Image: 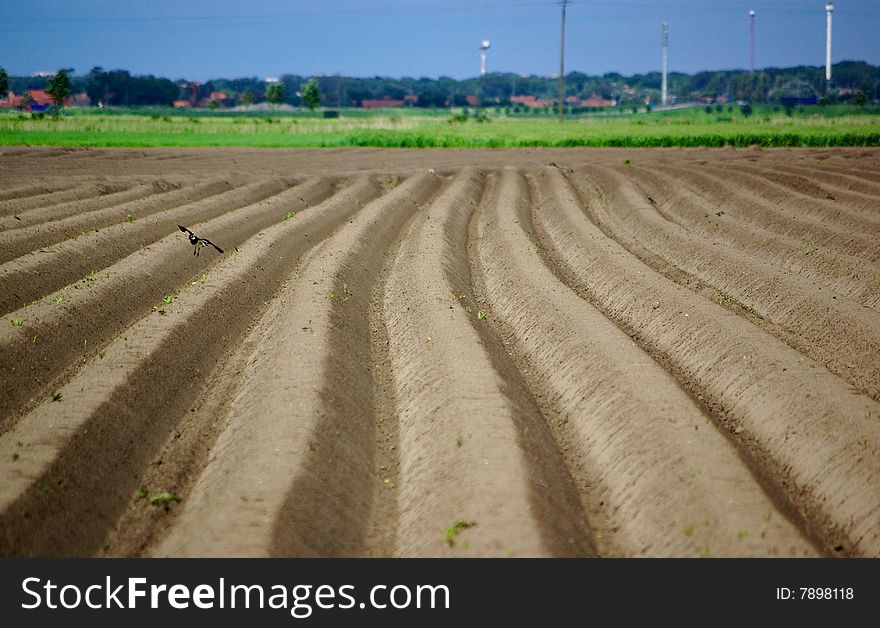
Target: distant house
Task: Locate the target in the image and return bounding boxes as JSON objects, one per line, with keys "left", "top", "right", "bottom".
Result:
{"left": 71, "top": 92, "right": 91, "bottom": 108}
{"left": 465, "top": 95, "right": 479, "bottom": 107}
{"left": 176, "top": 81, "right": 200, "bottom": 107}
{"left": 208, "top": 91, "right": 230, "bottom": 107}
{"left": 581, "top": 95, "right": 617, "bottom": 108}
{"left": 172, "top": 100, "right": 193, "bottom": 108}
{"left": 196, "top": 92, "right": 229, "bottom": 108}
{"left": 511, "top": 95, "right": 555, "bottom": 108}
{"left": 0, "top": 89, "right": 73, "bottom": 111}
{"left": 361, "top": 98, "right": 405, "bottom": 109}
{"left": 23, "top": 89, "right": 53, "bottom": 111}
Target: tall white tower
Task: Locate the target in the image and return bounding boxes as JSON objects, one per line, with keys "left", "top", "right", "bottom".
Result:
{"left": 479, "top": 40, "right": 491, "bottom": 77}
{"left": 749, "top": 9, "right": 756, "bottom": 72}
{"left": 825, "top": 3, "right": 834, "bottom": 87}
{"left": 661, "top": 21, "right": 669, "bottom": 105}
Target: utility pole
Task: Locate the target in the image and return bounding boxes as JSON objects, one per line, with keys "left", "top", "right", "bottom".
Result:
{"left": 558, "top": 0, "right": 568, "bottom": 122}
{"left": 661, "top": 22, "right": 669, "bottom": 106}
{"left": 749, "top": 9, "right": 756, "bottom": 73}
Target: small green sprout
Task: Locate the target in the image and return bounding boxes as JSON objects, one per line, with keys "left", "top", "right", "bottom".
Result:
{"left": 162, "top": 295, "right": 175, "bottom": 305}
{"left": 283, "top": 211, "right": 297, "bottom": 221}
{"left": 52, "top": 392, "right": 63, "bottom": 402}
{"left": 11, "top": 318, "right": 24, "bottom": 327}
{"left": 149, "top": 492, "right": 182, "bottom": 506}
{"left": 126, "top": 214, "right": 136, "bottom": 222}
{"left": 446, "top": 520, "right": 477, "bottom": 548}
{"left": 477, "top": 310, "right": 487, "bottom": 321}
{"left": 54, "top": 295, "right": 63, "bottom": 305}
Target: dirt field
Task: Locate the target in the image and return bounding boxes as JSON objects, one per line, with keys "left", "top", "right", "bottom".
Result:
{"left": 0, "top": 146, "right": 878, "bottom": 558}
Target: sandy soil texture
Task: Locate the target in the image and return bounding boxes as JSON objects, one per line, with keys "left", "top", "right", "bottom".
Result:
{"left": 0, "top": 146, "right": 878, "bottom": 557}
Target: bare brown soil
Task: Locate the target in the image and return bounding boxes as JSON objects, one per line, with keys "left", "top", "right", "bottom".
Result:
{"left": 1, "top": 146, "right": 878, "bottom": 557}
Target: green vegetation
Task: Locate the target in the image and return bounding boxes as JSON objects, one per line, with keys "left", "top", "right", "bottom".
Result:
{"left": 446, "top": 520, "right": 477, "bottom": 548}
{"left": 301, "top": 78, "right": 321, "bottom": 111}
{"left": 148, "top": 492, "right": 182, "bottom": 505}
{"left": 11, "top": 318, "right": 24, "bottom": 326}
{"left": 46, "top": 69, "right": 72, "bottom": 115}
{"left": 283, "top": 210, "right": 297, "bottom": 220}
{"left": 137, "top": 486, "right": 182, "bottom": 506}
{"left": 0, "top": 104, "right": 877, "bottom": 148}
{"left": 266, "top": 82, "right": 285, "bottom": 106}
{"left": 6, "top": 62, "right": 878, "bottom": 111}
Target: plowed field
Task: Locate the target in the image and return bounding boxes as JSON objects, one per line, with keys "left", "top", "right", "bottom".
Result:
{"left": 1, "top": 146, "right": 878, "bottom": 557}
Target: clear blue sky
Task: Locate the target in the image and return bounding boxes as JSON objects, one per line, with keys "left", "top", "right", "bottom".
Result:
{"left": 1, "top": 1, "right": 877, "bottom": 80}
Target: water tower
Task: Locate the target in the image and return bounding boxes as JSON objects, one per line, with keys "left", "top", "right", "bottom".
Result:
{"left": 480, "top": 40, "right": 491, "bottom": 76}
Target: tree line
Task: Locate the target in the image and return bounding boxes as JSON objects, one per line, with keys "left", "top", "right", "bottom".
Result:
{"left": 2, "top": 62, "right": 877, "bottom": 108}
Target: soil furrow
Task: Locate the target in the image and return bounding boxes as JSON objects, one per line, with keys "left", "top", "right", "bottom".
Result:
{"left": 577, "top": 165, "right": 880, "bottom": 399}
{"left": 382, "top": 168, "right": 594, "bottom": 557}
{"left": 0, "top": 181, "right": 166, "bottom": 231}
{"left": 0, "top": 182, "right": 77, "bottom": 203}
{"left": 651, "top": 163, "right": 879, "bottom": 263}
{"left": 0, "top": 176, "right": 294, "bottom": 315}
{"left": 767, "top": 161, "right": 880, "bottom": 197}
{"left": 470, "top": 168, "right": 816, "bottom": 557}
{"left": 0, "top": 177, "right": 384, "bottom": 557}
{"left": 601, "top": 165, "right": 880, "bottom": 310}
{"left": 0, "top": 181, "right": 131, "bottom": 217}
{"left": 0, "top": 179, "right": 234, "bottom": 264}
{"left": 0, "top": 148, "right": 877, "bottom": 558}
{"left": 153, "top": 172, "right": 441, "bottom": 557}
{"left": 703, "top": 163, "right": 880, "bottom": 232}
{"left": 731, "top": 161, "right": 880, "bottom": 211}
{"left": 0, "top": 176, "right": 337, "bottom": 429}
{"left": 530, "top": 165, "right": 880, "bottom": 556}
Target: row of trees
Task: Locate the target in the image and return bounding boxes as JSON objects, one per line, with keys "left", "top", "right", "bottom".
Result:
{"left": 3, "top": 62, "right": 877, "bottom": 109}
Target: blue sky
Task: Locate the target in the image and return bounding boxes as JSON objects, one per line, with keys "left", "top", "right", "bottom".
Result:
{"left": 1, "top": 1, "right": 877, "bottom": 80}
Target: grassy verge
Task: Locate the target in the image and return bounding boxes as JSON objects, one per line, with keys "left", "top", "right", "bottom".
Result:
{"left": 1, "top": 105, "right": 877, "bottom": 148}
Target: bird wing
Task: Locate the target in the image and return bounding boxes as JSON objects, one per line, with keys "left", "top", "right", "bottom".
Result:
{"left": 178, "top": 224, "right": 194, "bottom": 236}
{"left": 202, "top": 238, "right": 224, "bottom": 253}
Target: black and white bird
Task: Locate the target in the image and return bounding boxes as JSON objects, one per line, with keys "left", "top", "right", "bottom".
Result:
{"left": 178, "top": 224, "right": 224, "bottom": 256}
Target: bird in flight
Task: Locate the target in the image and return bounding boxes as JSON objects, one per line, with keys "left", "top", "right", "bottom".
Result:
{"left": 178, "top": 224, "right": 224, "bottom": 256}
